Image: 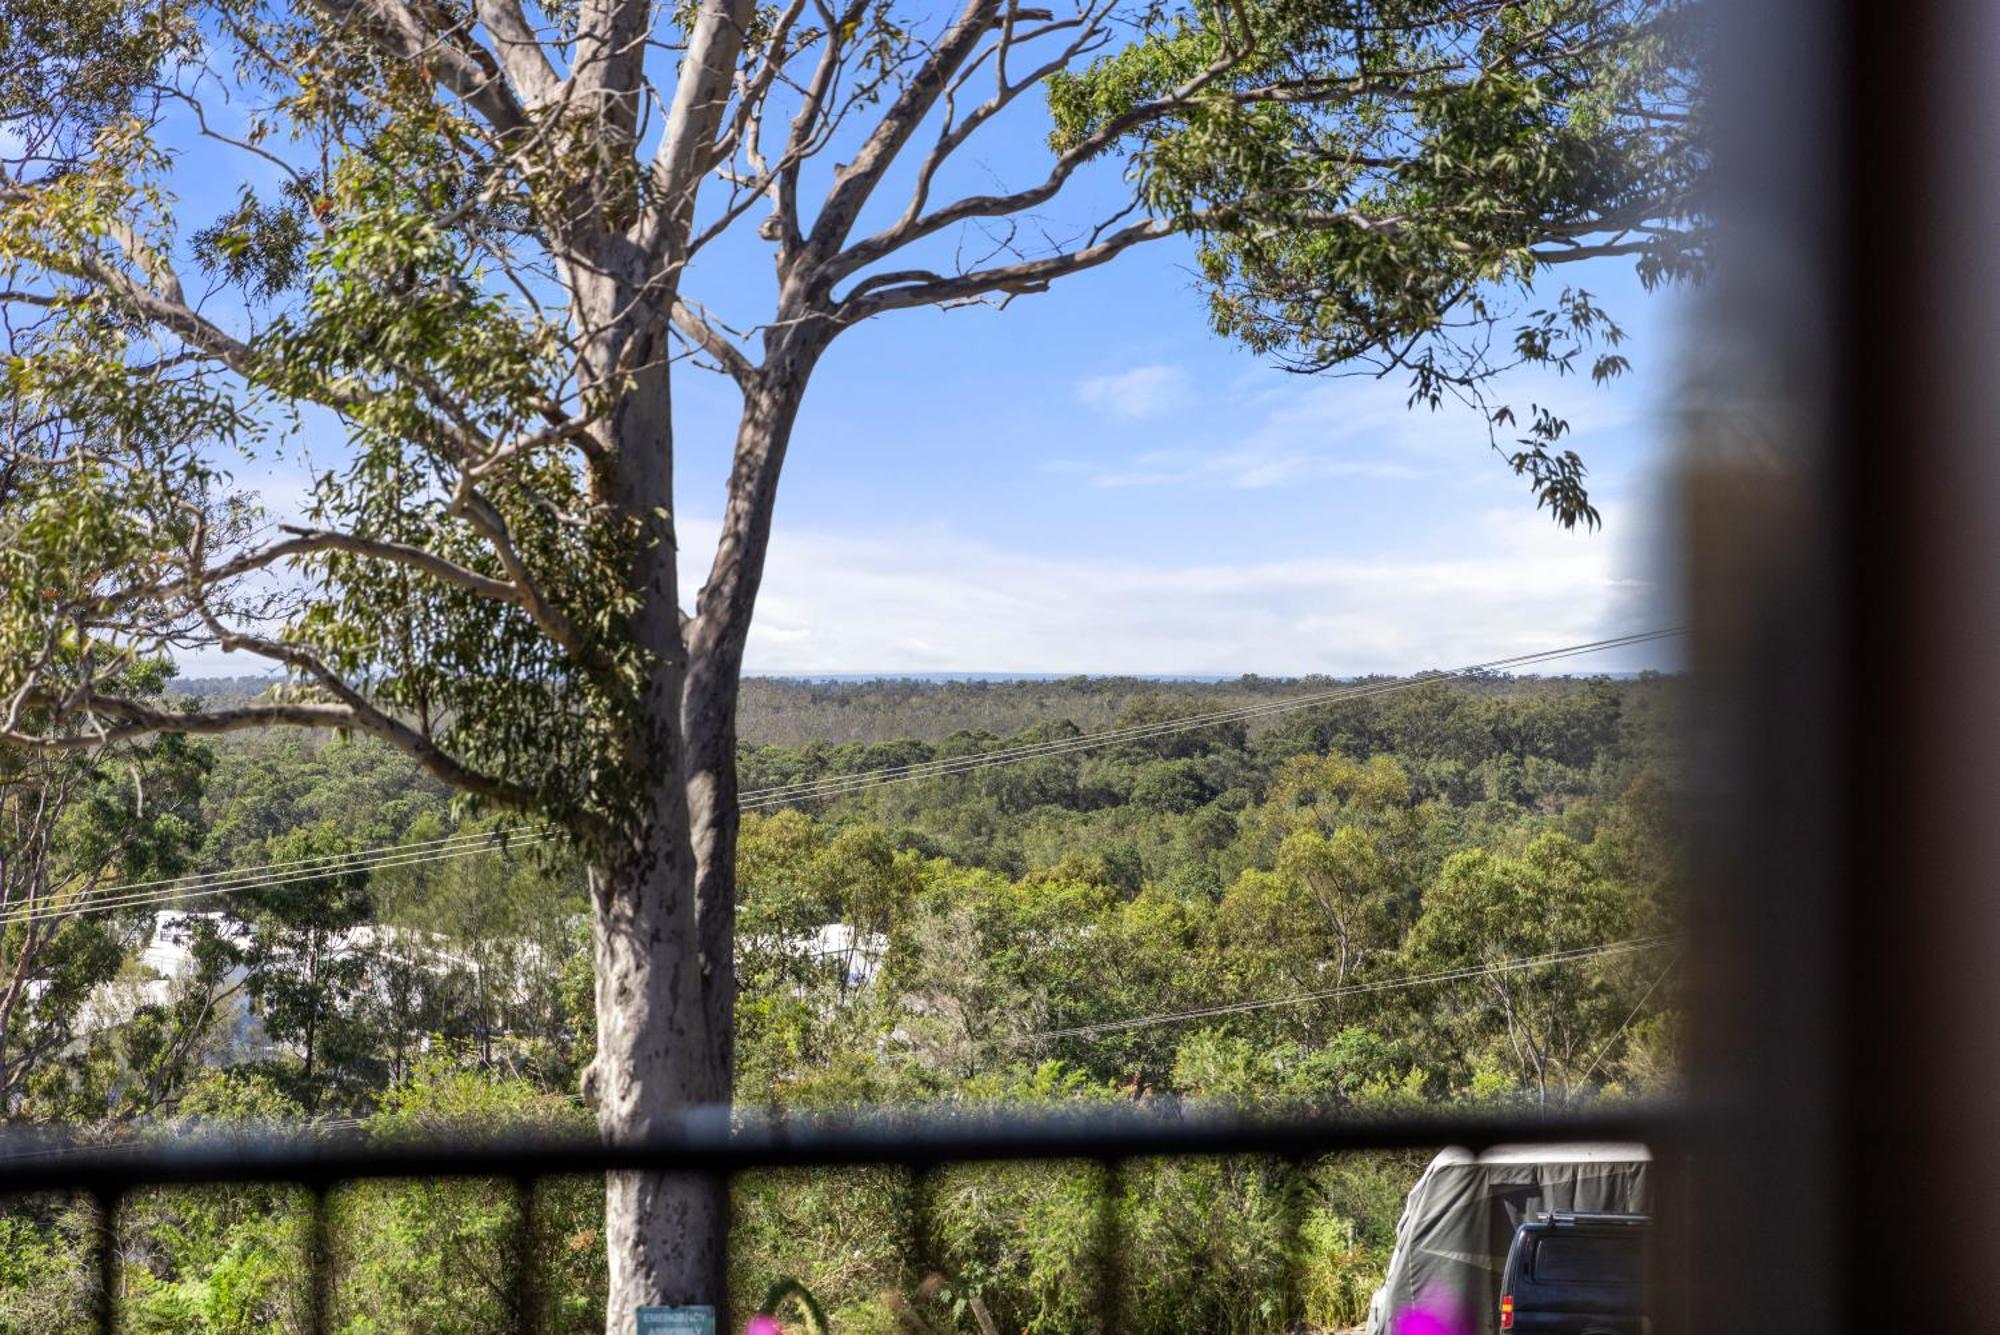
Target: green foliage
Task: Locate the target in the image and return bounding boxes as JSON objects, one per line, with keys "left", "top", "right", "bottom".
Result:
{"left": 116, "top": 1072, "right": 315, "bottom": 1333}
{"left": 1, "top": 0, "right": 1698, "bottom": 1320}
{"left": 331, "top": 1057, "right": 603, "bottom": 1334}
{"left": 0, "top": 0, "right": 196, "bottom": 151}
{"left": 0, "top": 725, "right": 210, "bottom": 1120}
{"left": 732, "top": 1168, "right": 911, "bottom": 1332}
{"left": 1048, "top": 0, "right": 1703, "bottom": 524}
{"left": 0, "top": 1203, "right": 95, "bottom": 1333}
{"left": 0, "top": 673, "right": 1682, "bottom": 1329}
{"left": 1402, "top": 832, "right": 1647, "bottom": 1100}
{"left": 234, "top": 824, "right": 381, "bottom": 1110}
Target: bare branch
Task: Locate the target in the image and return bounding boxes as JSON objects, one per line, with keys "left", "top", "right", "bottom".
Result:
{"left": 94, "top": 528, "right": 521, "bottom": 614}
{"left": 838, "top": 216, "right": 1172, "bottom": 317}
{"left": 2, "top": 696, "right": 359, "bottom": 751}
{"left": 804, "top": 0, "right": 1003, "bottom": 263}
{"left": 473, "top": 0, "right": 564, "bottom": 108}
{"left": 181, "top": 618, "right": 556, "bottom": 819}
{"left": 775, "top": 0, "right": 870, "bottom": 263}
{"left": 1530, "top": 239, "right": 1673, "bottom": 264}
{"left": 890, "top": 0, "right": 1115, "bottom": 241}
{"left": 269, "top": 527, "right": 524, "bottom": 604}
{"left": 671, "top": 300, "right": 757, "bottom": 383}
{"left": 569, "top": 0, "right": 656, "bottom": 152}
{"left": 645, "top": 0, "right": 759, "bottom": 259}
{"left": 822, "top": 31, "right": 1248, "bottom": 287}
{"left": 447, "top": 487, "right": 595, "bottom": 662}
{"left": 305, "top": 0, "right": 531, "bottom": 136}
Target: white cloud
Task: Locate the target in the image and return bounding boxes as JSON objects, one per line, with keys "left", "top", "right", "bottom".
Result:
{"left": 1074, "top": 444, "right": 1426, "bottom": 490}
{"left": 681, "top": 503, "right": 1681, "bottom": 677}
{"left": 1062, "top": 361, "right": 1664, "bottom": 491}
{"left": 1075, "top": 364, "right": 1196, "bottom": 421}
{"left": 167, "top": 463, "right": 1681, "bottom": 682}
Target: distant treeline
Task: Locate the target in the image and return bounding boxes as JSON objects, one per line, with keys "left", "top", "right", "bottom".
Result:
{"left": 174, "top": 669, "right": 1675, "bottom": 747}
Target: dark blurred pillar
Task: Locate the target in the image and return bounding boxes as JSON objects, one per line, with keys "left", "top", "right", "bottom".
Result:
{"left": 1686, "top": 0, "right": 2000, "bottom": 1331}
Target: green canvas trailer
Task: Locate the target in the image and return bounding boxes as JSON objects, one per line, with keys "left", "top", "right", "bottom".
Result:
{"left": 1364, "top": 1144, "right": 1651, "bottom": 1335}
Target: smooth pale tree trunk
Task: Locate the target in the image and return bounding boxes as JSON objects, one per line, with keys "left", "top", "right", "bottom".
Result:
{"left": 582, "top": 288, "right": 823, "bottom": 1328}
{"left": 580, "top": 284, "right": 730, "bottom": 1326}
{"left": 590, "top": 816, "right": 728, "bottom": 1323}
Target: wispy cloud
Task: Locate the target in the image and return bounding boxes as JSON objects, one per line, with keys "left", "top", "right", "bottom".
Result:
{"left": 1060, "top": 360, "right": 1662, "bottom": 491}
{"left": 1075, "top": 364, "right": 1196, "bottom": 421}
{"left": 170, "top": 490, "right": 1677, "bottom": 681}
{"left": 1076, "top": 446, "right": 1427, "bottom": 490}
{"left": 679, "top": 504, "right": 1678, "bottom": 676}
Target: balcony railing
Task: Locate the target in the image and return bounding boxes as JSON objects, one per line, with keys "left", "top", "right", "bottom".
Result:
{"left": 0, "top": 1101, "right": 1679, "bottom": 1334}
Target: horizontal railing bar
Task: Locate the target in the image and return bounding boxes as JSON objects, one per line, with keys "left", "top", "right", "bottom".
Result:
{"left": 0, "top": 1104, "right": 1678, "bottom": 1195}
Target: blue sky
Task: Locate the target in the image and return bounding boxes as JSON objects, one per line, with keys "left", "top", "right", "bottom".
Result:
{"left": 663, "top": 172, "right": 1688, "bottom": 678}
{"left": 161, "top": 44, "right": 1691, "bottom": 681}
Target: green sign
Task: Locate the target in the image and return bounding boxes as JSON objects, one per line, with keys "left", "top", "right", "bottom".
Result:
{"left": 637, "top": 1307, "right": 715, "bottom": 1335}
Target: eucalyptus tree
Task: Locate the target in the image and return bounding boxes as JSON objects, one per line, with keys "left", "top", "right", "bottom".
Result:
{"left": 0, "top": 714, "right": 208, "bottom": 1116}
{"left": 1402, "top": 832, "right": 1644, "bottom": 1105}
{"left": 0, "top": 0, "right": 1700, "bottom": 1319}
{"left": 235, "top": 824, "right": 380, "bottom": 1108}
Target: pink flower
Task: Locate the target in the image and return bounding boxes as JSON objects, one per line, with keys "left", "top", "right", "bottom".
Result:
{"left": 742, "top": 1316, "right": 783, "bottom": 1335}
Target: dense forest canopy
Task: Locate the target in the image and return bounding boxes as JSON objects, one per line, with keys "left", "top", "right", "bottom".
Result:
{"left": 0, "top": 672, "right": 1682, "bottom": 1332}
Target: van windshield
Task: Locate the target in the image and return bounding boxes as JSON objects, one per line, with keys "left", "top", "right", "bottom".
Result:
{"left": 1534, "top": 1234, "right": 1646, "bottom": 1285}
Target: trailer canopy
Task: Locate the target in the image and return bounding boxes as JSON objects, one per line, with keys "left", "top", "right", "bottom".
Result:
{"left": 1364, "top": 1143, "right": 1651, "bottom": 1335}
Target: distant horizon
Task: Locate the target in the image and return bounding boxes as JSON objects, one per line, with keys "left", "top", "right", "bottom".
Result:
{"left": 168, "top": 666, "right": 1676, "bottom": 689}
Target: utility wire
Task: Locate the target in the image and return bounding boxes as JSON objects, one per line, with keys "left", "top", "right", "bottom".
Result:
{"left": 741, "top": 631, "right": 1677, "bottom": 807}
{"left": 1, "top": 945, "right": 1673, "bottom": 1161}
{"left": 14, "top": 629, "right": 1681, "bottom": 929}
{"left": 0, "top": 831, "right": 556, "bottom": 930}
{"left": 1569, "top": 949, "right": 1681, "bottom": 1092}
{"left": 42, "top": 825, "right": 539, "bottom": 901}
{"left": 1020, "top": 936, "right": 1674, "bottom": 1044}
{"left": 741, "top": 628, "right": 1677, "bottom": 803}
{"left": 0, "top": 827, "right": 553, "bottom": 927}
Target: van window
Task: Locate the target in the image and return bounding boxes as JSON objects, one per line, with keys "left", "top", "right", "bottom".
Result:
{"left": 1533, "top": 1235, "right": 1644, "bottom": 1285}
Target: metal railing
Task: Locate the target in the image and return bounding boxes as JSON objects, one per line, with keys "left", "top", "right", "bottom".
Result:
{"left": 0, "top": 1102, "right": 1678, "bottom": 1334}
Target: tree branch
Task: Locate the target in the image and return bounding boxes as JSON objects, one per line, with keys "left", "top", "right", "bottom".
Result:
{"left": 837, "top": 216, "right": 1172, "bottom": 317}
{"left": 2, "top": 696, "right": 360, "bottom": 750}
{"left": 821, "top": 32, "right": 1247, "bottom": 287}
{"left": 472, "top": 0, "right": 563, "bottom": 108}
{"left": 803, "top": 0, "right": 1004, "bottom": 264}
{"left": 305, "top": 0, "right": 531, "bottom": 136}
{"left": 266, "top": 527, "right": 523, "bottom": 605}
{"left": 186, "top": 622, "right": 554, "bottom": 819}
{"left": 670, "top": 299, "right": 757, "bottom": 383}
{"left": 775, "top": 0, "right": 870, "bottom": 267}
{"left": 644, "top": 0, "right": 759, "bottom": 260}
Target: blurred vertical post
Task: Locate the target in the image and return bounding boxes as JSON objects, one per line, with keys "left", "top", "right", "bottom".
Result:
{"left": 1686, "top": 0, "right": 2000, "bottom": 1331}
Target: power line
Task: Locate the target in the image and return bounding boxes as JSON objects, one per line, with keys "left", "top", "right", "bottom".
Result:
{"left": 19, "top": 628, "right": 1681, "bottom": 928}
{"left": 45, "top": 825, "right": 537, "bottom": 902}
{"left": 741, "top": 630, "right": 1677, "bottom": 807}
{"left": 0, "top": 830, "right": 557, "bottom": 930}
{"left": 1570, "top": 949, "right": 1681, "bottom": 1091}
{"left": 1019, "top": 936, "right": 1674, "bottom": 1044}
{"left": 0, "top": 943, "right": 1674, "bottom": 1160}
{"left": 0, "top": 827, "right": 552, "bottom": 927}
